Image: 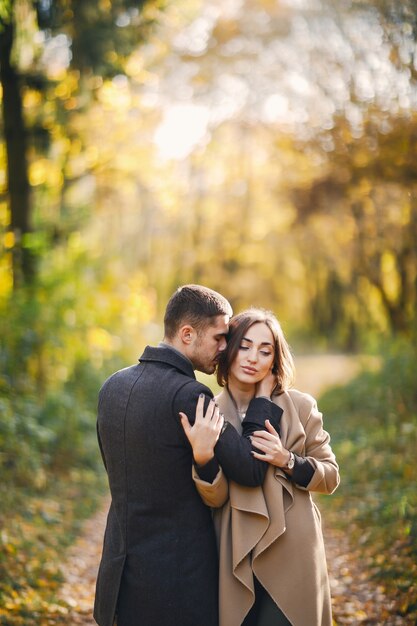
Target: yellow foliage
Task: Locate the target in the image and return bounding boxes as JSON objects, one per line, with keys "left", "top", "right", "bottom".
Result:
{"left": 69, "top": 138, "right": 83, "bottom": 155}
{"left": 87, "top": 327, "right": 114, "bottom": 352}
{"left": 4, "top": 230, "right": 14, "bottom": 248}
{"left": 125, "top": 51, "right": 145, "bottom": 78}
{"left": 99, "top": 79, "right": 132, "bottom": 111}
{"left": 353, "top": 150, "right": 371, "bottom": 168}
{"left": 85, "top": 145, "right": 99, "bottom": 168}
{"left": 29, "top": 159, "right": 59, "bottom": 187}
{"left": 0, "top": 167, "right": 6, "bottom": 193}
{"left": 54, "top": 83, "right": 70, "bottom": 100}
{"left": 64, "top": 97, "right": 78, "bottom": 110}
{"left": 381, "top": 251, "right": 400, "bottom": 303}
{"left": 0, "top": 263, "right": 13, "bottom": 298}
{"left": 357, "top": 277, "right": 390, "bottom": 332}
{"left": 23, "top": 89, "right": 42, "bottom": 108}
{"left": 106, "top": 50, "right": 118, "bottom": 64}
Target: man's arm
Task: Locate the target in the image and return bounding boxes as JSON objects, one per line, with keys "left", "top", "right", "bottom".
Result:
{"left": 175, "top": 382, "right": 283, "bottom": 487}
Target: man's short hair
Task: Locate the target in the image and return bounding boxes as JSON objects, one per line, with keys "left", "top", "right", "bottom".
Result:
{"left": 164, "top": 284, "right": 232, "bottom": 339}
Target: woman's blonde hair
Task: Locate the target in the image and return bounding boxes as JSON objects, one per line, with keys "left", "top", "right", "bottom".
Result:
{"left": 216, "top": 308, "right": 295, "bottom": 394}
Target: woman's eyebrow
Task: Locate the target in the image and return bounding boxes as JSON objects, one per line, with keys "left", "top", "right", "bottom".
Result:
{"left": 242, "top": 337, "right": 273, "bottom": 346}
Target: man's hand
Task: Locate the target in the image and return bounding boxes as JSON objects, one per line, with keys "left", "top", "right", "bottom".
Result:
{"left": 251, "top": 419, "right": 292, "bottom": 469}
{"left": 180, "top": 394, "right": 224, "bottom": 465}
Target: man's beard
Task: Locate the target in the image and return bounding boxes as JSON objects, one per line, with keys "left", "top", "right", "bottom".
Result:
{"left": 194, "top": 357, "right": 216, "bottom": 375}
{"left": 191, "top": 346, "right": 218, "bottom": 374}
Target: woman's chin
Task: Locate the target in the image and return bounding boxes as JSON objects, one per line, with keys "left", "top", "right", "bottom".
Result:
{"left": 235, "top": 375, "right": 259, "bottom": 386}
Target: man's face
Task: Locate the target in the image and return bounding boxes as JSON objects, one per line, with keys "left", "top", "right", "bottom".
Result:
{"left": 189, "top": 314, "right": 229, "bottom": 374}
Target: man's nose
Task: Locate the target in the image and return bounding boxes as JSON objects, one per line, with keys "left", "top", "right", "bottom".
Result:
{"left": 218, "top": 338, "right": 227, "bottom": 351}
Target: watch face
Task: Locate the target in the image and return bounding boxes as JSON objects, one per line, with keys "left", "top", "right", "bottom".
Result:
{"left": 288, "top": 453, "right": 295, "bottom": 469}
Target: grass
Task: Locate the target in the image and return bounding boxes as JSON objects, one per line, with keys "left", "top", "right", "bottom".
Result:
{"left": 317, "top": 340, "right": 417, "bottom": 622}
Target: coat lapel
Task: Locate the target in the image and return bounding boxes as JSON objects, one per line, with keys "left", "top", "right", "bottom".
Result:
{"left": 277, "top": 393, "right": 307, "bottom": 454}
{"left": 215, "top": 390, "right": 294, "bottom": 593}
{"left": 215, "top": 389, "right": 334, "bottom": 626}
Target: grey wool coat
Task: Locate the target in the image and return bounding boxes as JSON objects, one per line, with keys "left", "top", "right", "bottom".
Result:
{"left": 94, "top": 345, "right": 282, "bottom": 626}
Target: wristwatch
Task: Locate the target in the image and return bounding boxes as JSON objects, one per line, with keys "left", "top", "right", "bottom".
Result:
{"left": 284, "top": 451, "right": 295, "bottom": 470}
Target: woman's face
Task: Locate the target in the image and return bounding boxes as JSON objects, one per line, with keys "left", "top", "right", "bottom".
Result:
{"left": 228, "top": 322, "right": 275, "bottom": 386}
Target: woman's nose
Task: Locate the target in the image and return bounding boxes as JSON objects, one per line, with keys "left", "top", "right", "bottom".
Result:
{"left": 247, "top": 350, "right": 257, "bottom": 363}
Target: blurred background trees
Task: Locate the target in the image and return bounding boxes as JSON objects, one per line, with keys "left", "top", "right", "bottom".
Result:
{"left": 2, "top": 0, "right": 416, "bottom": 346}
{"left": 1, "top": 0, "right": 416, "bottom": 482}
{"left": 1, "top": 0, "right": 160, "bottom": 286}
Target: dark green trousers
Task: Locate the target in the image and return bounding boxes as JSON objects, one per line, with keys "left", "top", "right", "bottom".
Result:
{"left": 242, "top": 577, "right": 292, "bottom": 626}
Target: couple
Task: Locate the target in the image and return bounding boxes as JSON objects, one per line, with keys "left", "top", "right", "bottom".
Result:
{"left": 94, "top": 285, "right": 339, "bottom": 626}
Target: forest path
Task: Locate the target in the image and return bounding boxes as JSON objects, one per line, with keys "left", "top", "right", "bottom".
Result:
{"left": 59, "top": 354, "right": 399, "bottom": 625}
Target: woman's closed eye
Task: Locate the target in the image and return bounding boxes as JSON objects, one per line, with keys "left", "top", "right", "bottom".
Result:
{"left": 239, "top": 344, "right": 272, "bottom": 357}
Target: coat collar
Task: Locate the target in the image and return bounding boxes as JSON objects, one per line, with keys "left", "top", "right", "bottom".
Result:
{"left": 216, "top": 388, "right": 242, "bottom": 432}
{"left": 138, "top": 345, "right": 196, "bottom": 379}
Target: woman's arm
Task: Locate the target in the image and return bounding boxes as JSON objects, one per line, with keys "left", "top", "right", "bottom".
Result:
{"left": 297, "top": 398, "right": 340, "bottom": 494}
{"left": 251, "top": 398, "right": 340, "bottom": 494}
{"left": 177, "top": 385, "right": 275, "bottom": 487}
{"left": 192, "top": 465, "right": 229, "bottom": 508}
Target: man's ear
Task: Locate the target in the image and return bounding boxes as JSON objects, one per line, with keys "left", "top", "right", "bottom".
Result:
{"left": 179, "top": 325, "right": 196, "bottom": 345}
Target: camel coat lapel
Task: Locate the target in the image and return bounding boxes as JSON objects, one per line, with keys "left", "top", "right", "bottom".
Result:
{"left": 211, "top": 388, "right": 338, "bottom": 626}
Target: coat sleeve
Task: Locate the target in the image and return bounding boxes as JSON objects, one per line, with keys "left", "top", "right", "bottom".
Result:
{"left": 214, "top": 397, "right": 280, "bottom": 486}
{"left": 96, "top": 377, "right": 114, "bottom": 472}
{"left": 295, "top": 393, "right": 340, "bottom": 495}
{"left": 192, "top": 465, "right": 229, "bottom": 508}
{"left": 96, "top": 420, "right": 107, "bottom": 471}
{"left": 174, "top": 385, "right": 274, "bottom": 487}
{"left": 172, "top": 380, "right": 221, "bottom": 481}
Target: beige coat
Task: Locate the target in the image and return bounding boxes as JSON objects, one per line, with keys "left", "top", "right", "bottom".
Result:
{"left": 193, "top": 388, "right": 340, "bottom": 626}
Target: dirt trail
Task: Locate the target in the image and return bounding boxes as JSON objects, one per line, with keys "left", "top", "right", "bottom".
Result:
{"left": 294, "top": 353, "right": 369, "bottom": 398}
{"left": 58, "top": 503, "right": 108, "bottom": 625}
{"left": 60, "top": 354, "right": 397, "bottom": 625}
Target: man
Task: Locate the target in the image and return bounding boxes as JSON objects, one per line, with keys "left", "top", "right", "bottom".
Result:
{"left": 94, "top": 285, "right": 281, "bottom": 626}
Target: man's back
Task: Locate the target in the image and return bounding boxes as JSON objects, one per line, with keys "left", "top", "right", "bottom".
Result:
{"left": 94, "top": 346, "right": 219, "bottom": 626}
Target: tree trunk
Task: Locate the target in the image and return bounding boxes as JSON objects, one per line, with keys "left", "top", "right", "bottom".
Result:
{"left": 0, "top": 12, "right": 33, "bottom": 287}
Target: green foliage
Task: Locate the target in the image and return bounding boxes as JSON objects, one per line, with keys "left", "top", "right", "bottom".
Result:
{"left": 0, "top": 236, "right": 147, "bottom": 490}
{"left": 33, "top": 0, "right": 161, "bottom": 76}
{"left": 0, "top": 0, "right": 12, "bottom": 26}
{"left": 0, "top": 269, "right": 107, "bottom": 617}
{"left": 318, "top": 339, "right": 417, "bottom": 620}
{"left": 0, "top": 230, "right": 155, "bottom": 619}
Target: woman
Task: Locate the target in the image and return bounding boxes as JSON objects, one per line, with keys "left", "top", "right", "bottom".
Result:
{"left": 181, "top": 308, "right": 340, "bottom": 626}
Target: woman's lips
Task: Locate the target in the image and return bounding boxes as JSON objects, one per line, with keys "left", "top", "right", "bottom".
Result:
{"left": 241, "top": 366, "right": 257, "bottom": 374}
